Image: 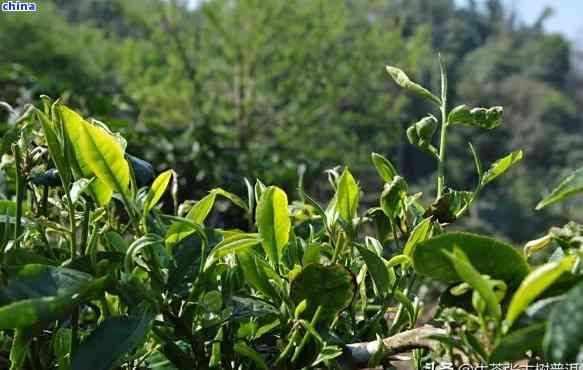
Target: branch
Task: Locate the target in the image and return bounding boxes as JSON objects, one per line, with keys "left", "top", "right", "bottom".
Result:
{"left": 345, "top": 325, "right": 446, "bottom": 364}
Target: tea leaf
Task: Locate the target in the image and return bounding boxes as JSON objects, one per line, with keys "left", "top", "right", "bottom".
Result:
{"left": 144, "top": 169, "right": 173, "bottom": 215}
{"left": 290, "top": 264, "right": 355, "bottom": 323}
{"left": 385, "top": 66, "right": 440, "bottom": 105}
{"left": 335, "top": 168, "right": 360, "bottom": 222}
{"left": 536, "top": 167, "right": 583, "bottom": 210}
{"left": 504, "top": 255, "right": 577, "bottom": 331}
{"left": 58, "top": 105, "right": 113, "bottom": 205}
{"left": 71, "top": 310, "right": 153, "bottom": 370}
{"left": 412, "top": 232, "right": 529, "bottom": 287}
{"left": 371, "top": 152, "right": 398, "bottom": 182}
{"left": 481, "top": 150, "right": 523, "bottom": 186}
{"left": 544, "top": 280, "right": 583, "bottom": 362}
{"left": 256, "top": 186, "right": 291, "bottom": 264}
{"left": 233, "top": 342, "right": 267, "bottom": 370}
{"left": 78, "top": 116, "right": 130, "bottom": 199}
{"left": 442, "top": 247, "right": 501, "bottom": 319}
{"left": 205, "top": 233, "right": 262, "bottom": 269}
{"left": 490, "top": 322, "right": 545, "bottom": 362}
{"left": 357, "top": 246, "right": 392, "bottom": 296}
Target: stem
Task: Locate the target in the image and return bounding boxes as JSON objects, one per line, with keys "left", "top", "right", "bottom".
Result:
{"left": 13, "top": 145, "right": 23, "bottom": 249}
{"left": 79, "top": 204, "right": 90, "bottom": 257}
{"left": 275, "top": 325, "right": 301, "bottom": 365}
{"left": 66, "top": 190, "right": 77, "bottom": 259}
{"left": 291, "top": 305, "right": 323, "bottom": 363}
{"left": 437, "top": 55, "right": 448, "bottom": 199}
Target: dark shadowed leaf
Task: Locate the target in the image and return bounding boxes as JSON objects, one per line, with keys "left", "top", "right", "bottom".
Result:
{"left": 544, "top": 280, "right": 583, "bottom": 362}
{"left": 71, "top": 310, "right": 154, "bottom": 370}
{"left": 290, "top": 264, "right": 355, "bottom": 323}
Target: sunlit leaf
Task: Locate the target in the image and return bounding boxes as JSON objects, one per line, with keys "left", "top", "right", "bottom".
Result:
{"left": 442, "top": 247, "right": 501, "bottom": 319}
{"left": 385, "top": 66, "right": 440, "bottom": 105}
{"left": 536, "top": 167, "right": 583, "bottom": 210}
{"left": 371, "top": 152, "right": 398, "bottom": 182}
{"left": 144, "top": 170, "right": 173, "bottom": 215}
{"left": 504, "top": 255, "right": 577, "bottom": 331}
{"left": 256, "top": 186, "right": 291, "bottom": 264}
{"left": 481, "top": 150, "right": 523, "bottom": 186}
{"left": 412, "top": 232, "right": 529, "bottom": 288}
{"left": 58, "top": 105, "right": 113, "bottom": 205}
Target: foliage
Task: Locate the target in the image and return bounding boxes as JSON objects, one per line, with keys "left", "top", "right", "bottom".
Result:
{"left": 1, "top": 54, "right": 583, "bottom": 369}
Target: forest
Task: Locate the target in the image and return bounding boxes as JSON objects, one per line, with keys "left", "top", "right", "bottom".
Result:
{"left": 1, "top": 0, "right": 583, "bottom": 369}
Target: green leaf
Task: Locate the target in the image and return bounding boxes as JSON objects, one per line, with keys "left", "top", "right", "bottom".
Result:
{"left": 442, "top": 247, "right": 501, "bottom": 319}
{"left": 335, "top": 168, "right": 360, "bottom": 222}
{"left": 237, "top": 252, "right": 280, "bottom": 301}
{"left": 380, "top": 176, "right": 407, "bottom": 219}
{"left": 233, "top": 342, "right": 267, "bottom": 370}
{"left": 385, "top": 66, "right": 440, "bottom": 105}
{"left": 186, "top": 188, "right": 248, "bottom": 225}
{"left": 256, "top": 186, "right": 291, "bottom": 264}
{"left": 490, "top": 323, "right": 546, "bottom": 363}
{"left": 52, "top": 328, "right": 72, "bottom": 370}
{"left": 412, "top": 232, "right": 529, "bottom": 288}
{"left": 70, "top": 178, "right": 93, "bottom": 204}
{"left": 144, "top": 170, "right": 173, "bottom": 215}
{"left": 58, "top": 105, "right": 113, "bottom": 206}
{"left": 544, "top": 280, "right": 583, "bottom": 362}
{"left": 164, "top": 216, "right": 205, "bottom": 246}
{"left": 505, "top": 255, "right": 577, "bottom": 331}
{"left": 0, "top": 268, "right": 108, "bottom": 329}
{"left": 357, "top": 246, "right": 392, "bottom": 297}
{"left": 78, "top": 114, "right": 130, "bottom": 198}
{"left": 290, "top": 264, "right": 355, "bottom": 323}
{"left": 71, "top": 310, "right": 153, "bottom": 370}
{"left": 481, "top": 150, "right": 523, "bottom": 186}
{"left": 536, "top": 167, "right": 583, "bottom": 210}
{"left": 9, "top": 329, "right": 29, "bottom": 370}
{"left": 403, "top": 217, "right": 432, "bottom": 257}
{"left": 371, "top": 153, "right": 397, "bottom": 182}
{"left": 0, "top": 264, "right": 91, "bottom": 302}
{"left": 35, "top": 109, "right": 70, "bottom": 186}
{"left": 311, "top": 345, "right": 343, "bottom": 367}
{"left": 204, "top": 233, "right": 262, "bottom": 270}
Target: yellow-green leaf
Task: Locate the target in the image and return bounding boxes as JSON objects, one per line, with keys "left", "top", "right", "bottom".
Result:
{"left": 78, "top": 116, "right": 130, "bottom": 199}
{"left": 58, "top": 105, "right": 113, "bottom": 205}
{"left": 504, "top": 255, "right": 576, "bottom": 332}
{"left": 143, "top": 170, "right": 173, "bottom": 215}
{"left": 443, "top": 247, "right": 501, "bottom": 319}
{"left": 386, "top": 66, "right": 441, "bottom": 105}
{"left": 256, "top": 186, "right": 290, "bottom": 264}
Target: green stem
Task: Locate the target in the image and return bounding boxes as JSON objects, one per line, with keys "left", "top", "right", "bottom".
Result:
{"left": 291, "top": 305, "right": 323, "bottom": 363}
{"left": 66, "top": 190, "right": 77, "bottom": 259}
{"left": 437, "top": 56, "right": 448, "bottom": 199}
{"left": 13, "top": 145, "right": 24, "bottom": 249}
{"left": 274, "top": 325, "right": 301, "bottom": 366}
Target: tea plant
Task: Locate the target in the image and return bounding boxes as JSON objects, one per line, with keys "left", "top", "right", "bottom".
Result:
{"left": 0, "top": 57, "right": 582, "bottom": 370}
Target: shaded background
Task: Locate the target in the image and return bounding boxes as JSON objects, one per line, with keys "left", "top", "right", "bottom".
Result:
{"left": 1, "top": 0, "right": 582, "bottom": 242}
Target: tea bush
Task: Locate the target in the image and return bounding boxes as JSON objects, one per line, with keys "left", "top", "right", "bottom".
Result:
{"left": 1, "top": 59, "right": 583, "bottom": 369}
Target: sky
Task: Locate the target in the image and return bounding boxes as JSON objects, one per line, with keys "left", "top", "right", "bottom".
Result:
{"left": 460, "top": 0, "right": 583, "bottom": 43}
